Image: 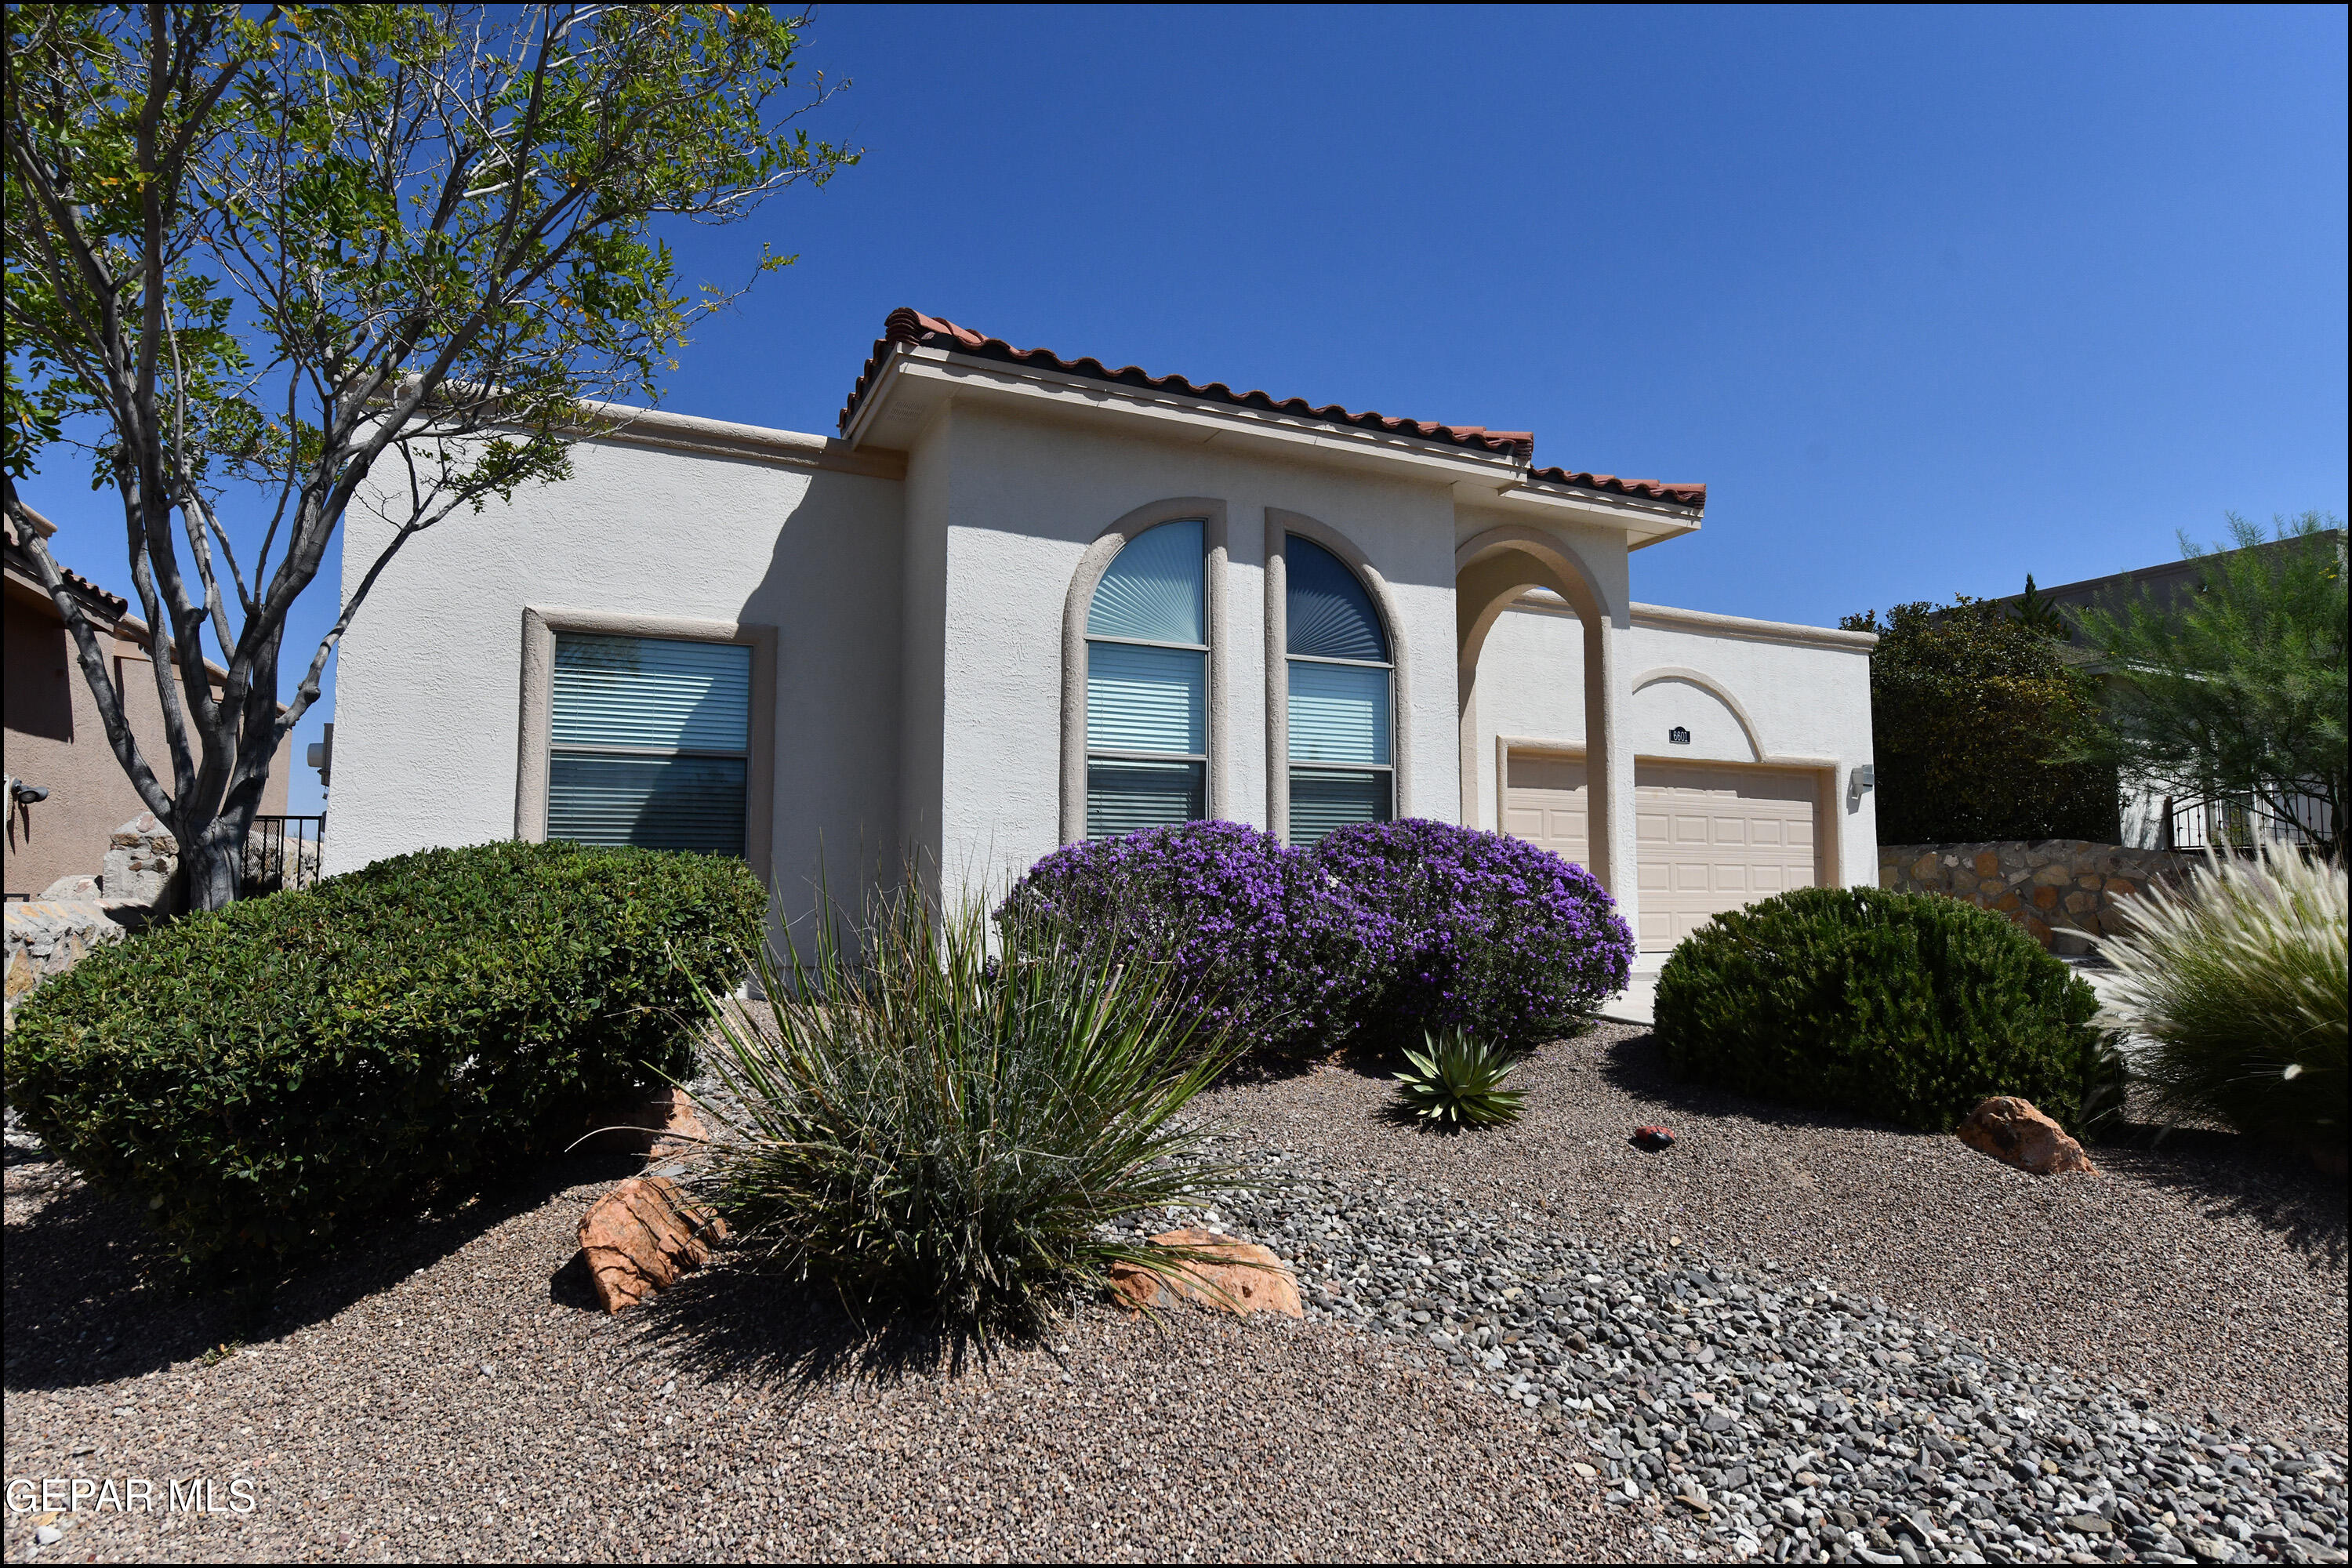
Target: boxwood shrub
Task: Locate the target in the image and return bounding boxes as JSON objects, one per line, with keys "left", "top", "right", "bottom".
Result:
{"left": 1653, "top": 886, "right": 2110, "bottom": 1132}
{"left": 1314, "top": 818, "right": 1635, "bottom": 1053}
{"left": 995, "top": 820, "right": 1385, "bottom": 1058}
{"left": 3, "top": 840, "right": 766, "bottom": 1280}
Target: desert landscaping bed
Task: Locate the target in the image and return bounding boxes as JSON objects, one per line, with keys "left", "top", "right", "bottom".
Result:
{"left": 2, "top": 1151, "right": 1667, "bottom": 1565}
{"left": 5, "top": 1022, "right": 2344, "bottom": 1565}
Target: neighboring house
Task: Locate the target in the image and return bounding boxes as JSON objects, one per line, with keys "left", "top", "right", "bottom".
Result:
{"left": 1982, "top": 531, "right": 2346, "bottom": 850}
{"left": 327, "top": 309, "right": 1878, "bottom": 954}
{"left": 3, "top": 506, "right": 293, "bottom": 898}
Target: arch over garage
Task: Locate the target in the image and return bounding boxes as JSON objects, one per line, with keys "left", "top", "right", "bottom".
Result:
{"left": 1454, "top": 524, "right": 1630, "bottom": 905}
{"left": 1632, "top": 665, "right": 1766, "bottom": 763}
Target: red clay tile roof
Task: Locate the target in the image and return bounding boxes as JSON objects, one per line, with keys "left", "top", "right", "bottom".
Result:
{"left": 839, "top": 308, "right": 1705, "bottom": 510}
{"left": 1530, "top": 466, "right": 1708, "bottom": 507}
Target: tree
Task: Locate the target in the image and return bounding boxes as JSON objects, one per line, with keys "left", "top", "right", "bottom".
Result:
{"left": 4, "top": 4, "right": 853, "bottom": 908}
{"left": 1839, "top": 597, "right": 2117, "bottom": 844}
{"left": 2068, "top": 513, "right": 2347, "bottom": 858}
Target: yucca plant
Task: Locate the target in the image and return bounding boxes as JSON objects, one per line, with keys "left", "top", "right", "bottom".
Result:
{"left": 1392, "top": 1029, "right": 1526, "bottom": 1129}
{"left": 685, "top": 877, "right": 1254, "bottom": 1330}
{"left": 2098, "top": 848, "right": 2347, "bottom": 1155}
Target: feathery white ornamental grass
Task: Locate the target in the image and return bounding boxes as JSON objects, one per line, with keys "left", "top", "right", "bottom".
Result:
{"left": 2097, "top": 848, "right": 2347, "bottom": 1151}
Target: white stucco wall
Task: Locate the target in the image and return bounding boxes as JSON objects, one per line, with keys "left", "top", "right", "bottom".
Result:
{"left": 906, "top": 400, "right": 1465, "bottom": 906}
{"left": 1470, "top": 600, "right": 1878, "bottom": 887}
{"left": 327, "top": 430, "right": 906, "bottom": 931}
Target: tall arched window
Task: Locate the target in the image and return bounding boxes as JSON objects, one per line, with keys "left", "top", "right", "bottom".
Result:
{"left": 1287, "top": 534, "right": 1392, "bottom": 845}
{"left": 1085, "top": 518, "right": 1207, "bottom": 837}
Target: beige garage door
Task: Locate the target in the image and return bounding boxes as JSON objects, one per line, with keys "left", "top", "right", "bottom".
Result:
{"left": 1502, "top": 752, "right": 1592, "bottom": 869}
{"left": 1635, "top": 761, "right": 1819, "bottom": 952}
{"left": 1501, "top": 751, "right": 1820, "bottom": 953}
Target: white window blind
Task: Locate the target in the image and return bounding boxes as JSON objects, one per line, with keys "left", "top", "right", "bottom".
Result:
{"left": 548, "top": 635, "right": 751, "bottom": 856}
{"left": 1285, "top": 535, "right": 1393, "bottom": 847}
{"left": 1085, "top": 521, "right": 1208, "bottom": 839}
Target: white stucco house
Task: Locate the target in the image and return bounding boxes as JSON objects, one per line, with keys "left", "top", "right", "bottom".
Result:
{"left": 326, "top": 309, "right": 1878, "bottom": 953}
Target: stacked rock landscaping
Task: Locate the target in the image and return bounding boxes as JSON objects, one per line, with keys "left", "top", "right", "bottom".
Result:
{"left": 1877, "top": 840, "right": 2196, "bottom": 952}
{"left": 1120, "top": 1138, "right": 2349, "bottom": 1565}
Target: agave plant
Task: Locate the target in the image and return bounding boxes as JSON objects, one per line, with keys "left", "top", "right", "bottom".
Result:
{"left": 1392, "top": 1029, "right": 1526, "bottom": 1128}
{"left": 684, "top": 874, "right": 1253, "bottom": 1330}
{"left": 2097, "top": 846, "right": 2347, "bottom": 1154}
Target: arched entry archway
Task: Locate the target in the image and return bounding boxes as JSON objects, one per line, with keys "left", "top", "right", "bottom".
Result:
{"left": 1454, "top": 524, "right": 1635, "bottom": 927}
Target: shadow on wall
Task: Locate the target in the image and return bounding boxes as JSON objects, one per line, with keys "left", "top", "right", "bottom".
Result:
{"left": 735, "top": 462, "right": 906, "bottom": 948}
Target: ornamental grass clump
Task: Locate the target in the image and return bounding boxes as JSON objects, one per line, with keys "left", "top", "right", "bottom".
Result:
{"left": 2097, "top": 848, "right": 2347, "bottom": 1155}
{"left": 995, "top": 820, "right": 1387, "bottom": 1059}
{"left": 1653, "top": 886, "right": 2114, "bottom": 1133}
{"left": 692, "top": 881, "right": 1250, "bottom": 1329}
{"left": 1315, "top": 819, "right": 1634, "bottom": 1054}
{"left": 1391, "top": 1030, "right": 1526, "bottom": 1129}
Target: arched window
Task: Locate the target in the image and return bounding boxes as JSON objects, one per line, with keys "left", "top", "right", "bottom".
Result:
{"left": 1085, "top": 518, "right": 1207, "bottom": 837}
{"left": 1287, "top": 534, "right": 1392, "bottom": 845}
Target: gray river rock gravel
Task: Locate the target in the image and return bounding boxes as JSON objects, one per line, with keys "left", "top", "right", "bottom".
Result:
{"left": 1131, "top": 1136, "right": 2347, "bottom": 1565}
{"left": 1198, "top": 1022, "right": 2348, "bottom": 1451}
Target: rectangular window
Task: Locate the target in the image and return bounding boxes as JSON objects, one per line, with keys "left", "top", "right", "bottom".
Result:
{"left": 1286, "top": 659, "right": 1392, "bottom": 847}
{"left": 1084, "top": 641, "right": 1207, "bottom": 840}
{"left": 1288, "top": 767, "right": 1393, "bottom": 848}
{"left": 547, "top": 634, "right": 751, "bottom": 856}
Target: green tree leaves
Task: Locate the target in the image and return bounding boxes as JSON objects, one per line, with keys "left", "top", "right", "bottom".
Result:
{"left": 5, "top": 4, "right": 854, "bottom": 906}
{"left": 1842, "top": 596, "right": 2118, "bottom": 844}
{"left": 2068, "top": 514, "right": 2347, "bottom": 856}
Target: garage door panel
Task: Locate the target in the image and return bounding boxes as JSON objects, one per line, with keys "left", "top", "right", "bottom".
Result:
{"left": 1503, "top": 753, "right": 1592, "bottom": 871}
{"left": 1632, "top": 762, "right": 1821, "bottom": 953}
{"left": 1501, "top": 752, "right": 1824, "bottom": 953}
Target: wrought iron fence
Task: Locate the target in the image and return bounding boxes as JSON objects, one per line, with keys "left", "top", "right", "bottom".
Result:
{"left": 2165, "top": 793, "right": 2332, "bottom": 852}
{"left": 242, "top": 815, "right": 326, "bottom": 897}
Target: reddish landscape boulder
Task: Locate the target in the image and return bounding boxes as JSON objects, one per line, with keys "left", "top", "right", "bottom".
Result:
{"left": 1955, "top": 1096, "right": 2096, "bottom": 1176}
{"left": 576, "top": 1175, "right": 729, "bottom": 1312}
{"left": 1106, "top": 1228, "right": 1304, "bottom": 1319}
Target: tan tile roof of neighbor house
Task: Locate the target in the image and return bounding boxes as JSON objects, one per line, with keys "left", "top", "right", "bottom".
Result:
{"left": 838, "top": 308, "right": 1708, "bottom": 510}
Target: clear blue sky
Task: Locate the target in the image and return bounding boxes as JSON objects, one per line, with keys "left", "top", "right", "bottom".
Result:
{"left": 20, "top": 4, "right": 2347, "bottom": 816}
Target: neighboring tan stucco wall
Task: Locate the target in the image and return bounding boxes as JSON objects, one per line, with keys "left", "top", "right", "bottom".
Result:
{"left": 326, "top": 432, "right": 905, "bottom": 934}
{"left": 905, "top": 400, "right": 1464, "bottom": 906}
{"left": 4, "top": 575, "right": 292, "bottom": 898}
{"left": 1468, "top": 597, "right": 1878, "bottom": 888}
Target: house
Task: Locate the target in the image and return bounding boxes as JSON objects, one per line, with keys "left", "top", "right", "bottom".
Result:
{"left": 325, "top": 309, "right": 1878, "bottom": 953}
{"left": 1982, "top": 530, "right": 2345, "bottom": 850}
{"left": 3, "top": 506, "right": 294, "bottom": 899}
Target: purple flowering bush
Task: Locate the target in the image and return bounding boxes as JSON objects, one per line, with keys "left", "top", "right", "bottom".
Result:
{"left": 996, "top": 821, "right": 1385, "bottom": 1058}
{"left": 1314, "top": 819, "right": 1634, "bottom": 1052}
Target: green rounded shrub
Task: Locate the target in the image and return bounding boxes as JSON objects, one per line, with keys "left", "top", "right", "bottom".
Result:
{"left": 4, "top": 840, "right": 765, "bottom": 1281}
{"left": 1653, "top": 886, "right": 2110, "bottom": 1132}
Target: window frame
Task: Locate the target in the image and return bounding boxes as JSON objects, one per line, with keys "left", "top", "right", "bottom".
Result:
{"left": 1058, "top": 500, "right": 1230, "bottom": 844}
{"left": 516, "top": 606, "right": 777, "bottom": 881}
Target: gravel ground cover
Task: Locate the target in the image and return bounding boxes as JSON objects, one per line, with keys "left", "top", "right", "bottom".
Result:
{"left": 1200, "top": 1022, "right": 2348, "bottom": 1451}
{"left": 1133, "top": 1138, "right": 2348, "bottom": 1563}
{"left": 2, "top": 1155, "right": 1661, "bottom": 1564}
{"left": 8, "top": 1018, "right": 2343, "bottom": 1565}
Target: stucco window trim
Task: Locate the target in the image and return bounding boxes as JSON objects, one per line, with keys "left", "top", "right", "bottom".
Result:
{"left": 1264, "top": 508, "right": 1413, "bottom": 843}
{"left": 1058, "top": 500, "right": 1231, "bottom": 845}
{"left": 516, "top": 606, "right": 778, "bottom": 885}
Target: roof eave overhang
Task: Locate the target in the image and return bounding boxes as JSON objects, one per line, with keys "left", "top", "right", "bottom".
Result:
{"left": 1480, "top": 479, "right": 1704, "bottom": 550}
{"left": 846, "top": 345, "right": 1535, "bottom": 488}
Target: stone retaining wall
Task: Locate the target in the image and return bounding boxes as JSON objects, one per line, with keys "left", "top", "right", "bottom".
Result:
{"left": 1878, "top": 840, "right": 2202, "bottom": 953}
{"left": 4, "top": 901, "right": 125, "bottom": 1023}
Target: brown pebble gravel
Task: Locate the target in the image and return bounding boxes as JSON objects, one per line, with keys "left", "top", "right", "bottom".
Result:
{"left": 3, "top": 1154, "right": 1667, "bottom": 1563}
{"left": 1202, "top": 1022, "right": 2349, "bottom": 1451}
